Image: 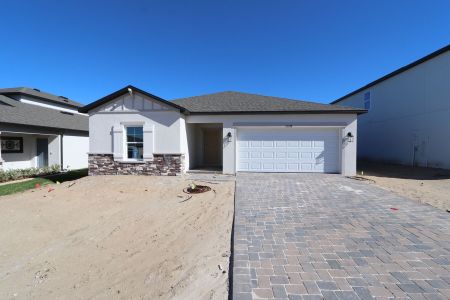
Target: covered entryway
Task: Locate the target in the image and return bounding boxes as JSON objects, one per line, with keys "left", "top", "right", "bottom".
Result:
{"left": 0, "top": 132, "right": 61, "bottom": 170}
{"left": 202, "top": 128, "right": 221, "bottom": 166}
{"left": 36, "top": 138, "right": 49, "bottom": 168}
{"left": 236, "top": 127, "right": 340, "bottom": 173}
{"left": 185, "top": 123, "right": 223, "bottom": 172}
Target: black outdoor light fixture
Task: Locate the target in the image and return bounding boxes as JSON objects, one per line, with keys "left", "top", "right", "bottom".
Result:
{"left": 346, "top": 132, "right": 354, "bottom": 142}
{"left": 226, "top": 131, "right": 232, "bottom": 142}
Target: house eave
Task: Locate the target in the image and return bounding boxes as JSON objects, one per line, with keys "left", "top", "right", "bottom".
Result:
{"left": 1, "top": 92, "right": 82, "bottom": 109}
{"left": 187, "top": 110, "right": 367, "bottom": 115}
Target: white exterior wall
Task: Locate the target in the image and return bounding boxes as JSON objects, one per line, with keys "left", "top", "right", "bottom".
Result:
{"left": 89, "top": 112, "right": 182, "bottom": 154}
{"left": 62, "top": 135, "right": 89, "bottom": 169}
{"left": 88, "top": 92, "right": 183, "bottom": 158}
{"left": 185, "top": 114, "right": 358, "bottom": 176}
{"left": 0, "top": 133, "right": 65, "bottom": 170}
{"left": 185, "top": 123, "right": 197, "bottom": 169}
{"left": 179, "top": 116, "right": 189, "bottom": 171}
{"left": 336, "top": 51, "right": 450, "bottom": 169}
{"left": 48, "top": 135, "right": 61, "bottom": 166}
{"left": 1, "top": 134, "right": 37, "bottom": 170}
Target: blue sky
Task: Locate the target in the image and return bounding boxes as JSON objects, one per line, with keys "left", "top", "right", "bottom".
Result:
{"left": 1, "top": 0, "right": 449, "bottom": 105}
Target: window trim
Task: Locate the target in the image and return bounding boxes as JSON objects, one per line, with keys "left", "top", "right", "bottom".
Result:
{"left": 123, "top": 124, "right": 144, "bottom": 161}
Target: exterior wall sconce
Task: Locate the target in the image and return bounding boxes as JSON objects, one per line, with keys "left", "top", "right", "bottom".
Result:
{"left": 226, "top": 132, "right": 232, "bottom": 142}
{"left": 346, "top": 132, "right": 354, "bottom": 142}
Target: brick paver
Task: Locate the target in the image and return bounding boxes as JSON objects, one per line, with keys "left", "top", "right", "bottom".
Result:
{"left": 232, "top": 173, "right": 450, "bottom": 299}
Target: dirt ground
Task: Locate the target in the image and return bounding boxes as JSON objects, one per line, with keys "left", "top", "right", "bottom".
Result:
{"left": 0, "top": 175, "right": 235, "bottom": 300}
{"left": 357, "top": 161, "right": 450, "bottom": 212}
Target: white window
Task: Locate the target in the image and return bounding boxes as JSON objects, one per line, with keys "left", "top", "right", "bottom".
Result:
{"left": 126, "top": 126, "right": 143, "bottom": 160}
{"left": 364, "top": 91, "right": 371, "bottom": 110}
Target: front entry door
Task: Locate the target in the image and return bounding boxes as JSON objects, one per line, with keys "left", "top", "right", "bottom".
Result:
{"left": 36, "top": 138, "right": 49, "bottom": 168}
{"left": 203, "top": 128, "right": 221, "bottom": 166}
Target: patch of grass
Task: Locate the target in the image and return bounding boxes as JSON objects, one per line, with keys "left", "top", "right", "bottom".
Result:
{"left": 0, "top": 169, "right": 88, "bottom": 196}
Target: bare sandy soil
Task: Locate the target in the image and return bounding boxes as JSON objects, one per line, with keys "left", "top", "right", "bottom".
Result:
{"left": 357, "top": 161, "right": 450, "bottom": 212}
{"left": 0, "top": 176, "right": 235, "bottom": 300}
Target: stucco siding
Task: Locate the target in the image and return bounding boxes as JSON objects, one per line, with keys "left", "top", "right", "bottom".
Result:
{"left": 48, "top": 135, "right": 61, "bottom": 166}
{"left": 179, "top": 116, "right": 190, "bottom": 171}
{"left": 1, "top": 134, "right": 37, "bottom": 170}
{"left": 63, "top": 134, "right": 89, "bottom": 169}
{"left": 336, "top": 51, "right": 450, "bottom": 168}
{"left": 89, "top": 111, "right": 182, "bottom": 155}
{"left": 88, "top": 91, "right": 183, "bottom": 156}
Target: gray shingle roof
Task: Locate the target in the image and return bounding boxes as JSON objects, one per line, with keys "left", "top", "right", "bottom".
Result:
{"left": 0, "top": 87, "right": 83, "bottom": 108}
{"left": 0, "top": 95, "right": 88, "bottom": 132}
{"left": 172, "top": 91, "right": 366, "bottom": 114}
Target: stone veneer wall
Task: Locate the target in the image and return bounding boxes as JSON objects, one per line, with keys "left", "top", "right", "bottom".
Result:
{"left": 88, "top": 154, "right": 184, "bottom": 176}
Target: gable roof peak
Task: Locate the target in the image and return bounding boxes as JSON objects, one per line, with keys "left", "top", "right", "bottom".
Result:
{"left": 78, "top": 85, "right": 186, "bottom": 113}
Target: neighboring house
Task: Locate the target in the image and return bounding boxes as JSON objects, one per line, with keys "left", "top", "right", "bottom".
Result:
{"left": 332, "top": 44, "right": 450, "bottom": 169}
{"left": 80, "top": 86, "right": 365, "bottom": 176}
{"left": 0, "top": 88, "right": 89, "bottom": 171}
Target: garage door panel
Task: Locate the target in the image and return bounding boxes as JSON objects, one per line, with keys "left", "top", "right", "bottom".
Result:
{"left": 287, "top": 152, "right": 299, "bottom": 159}
{"left": 276, "top": 163, "right": 286, "bottom": 170}
{"left": 275, "top": 141, "right": 286, "bottom": 147}
{"left": 237, "top": 128, "right": 340, "bottom": 173}
{"left": 262, "top": 141, "right": 274, "bottom": 147}
{"left": 239, "top": 151, "right": 249, "bottom": 159}
{"left": 302, "top": 163, "right": 313, "bottom": 171}
{"left": 301, "top": 152, "right": 312, "bottom": 159}
{"left": 262, "top": 152, "right": 274, "bottom": 158}
{"left": 250, "top": 162, "right": 261, "bottom": 170}
{"left": 276, "top": 152, "right": 287, "bottom": 158}
{"left": 239, "top": 162, "right": 249, "bottom": 170}
{"left": 301, "top": 141, "right": 312, "bottom": 147}
{"left": 262, "top": 163, "right": 274, "bottom": 170}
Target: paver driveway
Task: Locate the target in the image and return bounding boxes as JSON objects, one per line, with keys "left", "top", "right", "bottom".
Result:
{"left": 232, "top": 173, "right": 450, "bottom": 300}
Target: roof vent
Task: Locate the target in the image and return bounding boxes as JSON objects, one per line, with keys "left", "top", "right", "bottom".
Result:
{"left": 33, "top": 88, "right": 41, "bottom": 92}
{"left": 59, "top": 96, "right": 69, "bottom": 102}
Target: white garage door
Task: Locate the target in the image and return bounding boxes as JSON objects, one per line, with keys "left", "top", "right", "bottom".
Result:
{"left": 237, "top": 127, "right": 340, "bottom": 173}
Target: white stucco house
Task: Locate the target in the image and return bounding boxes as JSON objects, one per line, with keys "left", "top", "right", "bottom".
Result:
{"left": 80, "top": 86, "right": 365, "bottom": 176}
{"left": 332, "top": 44, "right": 450, "bottom": 169}
{"left": 0, "top": 88, "right": 89, "bottom": 171}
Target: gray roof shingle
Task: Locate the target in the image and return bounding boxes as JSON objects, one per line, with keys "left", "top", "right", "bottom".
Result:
{"left": 172, "top": 91, "right": 365, "bottom": 114}
{"left": 0, "top": 87, "right": 83, "bottom": 108}
{"left": 0, "top": 95, "right": 88, "bottom": 132}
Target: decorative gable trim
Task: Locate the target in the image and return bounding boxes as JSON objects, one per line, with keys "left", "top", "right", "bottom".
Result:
{"left": 79, "top": 85, "right": 186, "bottom": 114}
{"left": 92, "top": 91, "right": 178, "bottom": 113}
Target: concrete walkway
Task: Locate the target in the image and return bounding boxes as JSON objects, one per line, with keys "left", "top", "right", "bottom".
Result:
{"left": 232, "top": 173, "right": 450, "bottom": 300}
